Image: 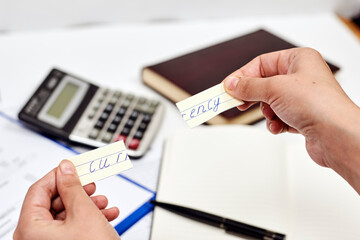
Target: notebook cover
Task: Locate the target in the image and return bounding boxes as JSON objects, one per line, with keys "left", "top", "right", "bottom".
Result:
{"left": 143, "top": 29, "right": 340, "bottom": 120}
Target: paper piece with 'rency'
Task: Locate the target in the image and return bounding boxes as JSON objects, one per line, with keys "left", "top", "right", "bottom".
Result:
{"left": 176, "top": 82, "right": 244, "bottom": 128}
{"left": 67, "top": 141, "right": 132, "bottom": 185}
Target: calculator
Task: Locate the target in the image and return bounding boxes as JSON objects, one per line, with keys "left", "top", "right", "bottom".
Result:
{"left": 18, "top": 68, "right": 164, "bottom": 158}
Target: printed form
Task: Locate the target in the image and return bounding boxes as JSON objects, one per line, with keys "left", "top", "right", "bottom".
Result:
{"left": 0, "top": 115, "right": 150, "bottom": 239}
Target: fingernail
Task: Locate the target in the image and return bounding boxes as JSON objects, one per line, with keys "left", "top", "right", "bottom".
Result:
{"left": 269, "top": 121, "right": 274, "bottom": 132}
{"left": 224, "top": 76, "right": 239, "bottom": 91}
{"left": 60, "top": 160, "right": 75, "bottom": 175}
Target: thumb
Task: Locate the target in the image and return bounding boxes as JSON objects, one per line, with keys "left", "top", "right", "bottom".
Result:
{"left": 223, "top": 75, "right": 275, "bottom": 103}
{"left": 57, "top": 160, "right": 94, "bottom": 218}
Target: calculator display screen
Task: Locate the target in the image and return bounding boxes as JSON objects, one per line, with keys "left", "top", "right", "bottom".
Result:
{"left": 37, "top": 75, "right": 89, "bottom": 128}
{"left": 46, "top": 82, "right": 79, "bottom": 119}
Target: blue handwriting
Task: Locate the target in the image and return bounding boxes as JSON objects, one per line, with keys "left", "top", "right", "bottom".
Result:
{"left": 181, "top": 97, "right": 220, "bottom": 120}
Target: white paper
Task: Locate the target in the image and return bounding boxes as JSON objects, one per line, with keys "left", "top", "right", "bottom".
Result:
{"left": 152, "top": 126, "right": 288, "bottom": 240}
{"left": 176, "top": 83, "right": 243, "bottom": 128}
{"left": 151, "top": 126, "right": 360, "bottom": 240}
{"left": 67, "top": 141, "right": 132, "bottom": 186}
{"left": 0, "top": 116, "right": 74, "bottom": 239}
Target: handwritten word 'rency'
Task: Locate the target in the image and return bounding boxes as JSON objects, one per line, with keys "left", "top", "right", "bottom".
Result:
{"left": 182, "top": 97, "right": 220, "bottom": 120}
{"left": 89, "top": 152, "right": 127, "bottom": 173}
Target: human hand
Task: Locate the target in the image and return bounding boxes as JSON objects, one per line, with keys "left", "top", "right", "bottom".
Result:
{"left": 14, "top": 160, "right": 120, "bottom": 240}
{"left": 223, "top": 48, "right": 360, "bottom": 193}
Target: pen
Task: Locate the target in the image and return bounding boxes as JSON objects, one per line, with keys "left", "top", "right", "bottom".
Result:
{"left": 150, "top": 200, "right": 286, "bottom": 240}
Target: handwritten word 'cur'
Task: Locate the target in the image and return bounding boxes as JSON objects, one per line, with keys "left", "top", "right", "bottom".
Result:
{"left": 68, "top": 140, "right": 132, "bottom": 185}
{"left": 181, "top": 97, "right": 220, "bottom": 120}
{"left": 89, "top": 152, "right": 128, "bottom": 174}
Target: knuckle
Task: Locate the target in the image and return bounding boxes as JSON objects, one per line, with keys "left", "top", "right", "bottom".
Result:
{"left": 61, "top": 180, "right": 79, "bottom": 192}
{"left": 299, "top": 47, "right": 322, "bottom": 58}
{"left": 237, "top": 78, "right": 250, "bottom": 100}
{"left": 262, "top": 78, "right": 275, "bottom": 102}
{"left": 26, "top": 183, "right": 38, "bottom": 197}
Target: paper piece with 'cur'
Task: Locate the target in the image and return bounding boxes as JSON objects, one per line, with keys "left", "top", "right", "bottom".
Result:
{"left": 67, "top": 141, "right": 132, "bottom": 185}
{"left": 176, "top": 82, "right": 244, "bottom": 128}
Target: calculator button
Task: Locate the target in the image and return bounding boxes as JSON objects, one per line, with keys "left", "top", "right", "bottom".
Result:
{"left": 93, "top": 101, "right": 101, "bottom": 110}
{"left": 109, "top": 96, "right": 118, "bottom": 105}
{"left": 141, "top": 103, "right": 151, "bottom": 112}
{"left": 129, "top": 110, "right": 139, "bottom": 120}
{"left": 147, "top": 106, "right": 156, "bottom": 114}
{"left": 134, "top": 131, "right": 143, "bottom": 140}
{"left": 122, "top": 99, "right": 132, "bottom": 108}
{"left": 104, "top": 104, "right": 114, "bottom": 113}
{"left": 138, "top": 122, "right": 148, "bottom": 132}
{"left": 52, "top": 70, "right": 63, "bottom": 79}
{"left": 142, "top": 114, "right": 152, "bottom": 123}
{"left": 88, "top": 109, "right": 96, "bottom": 119}
{"left": 103, "top": 89, "right": 109, "bottom": 96}
{"left": 125, "top": 94, "right": 134, "bottom": 101}
{"left": 94, "top": 120, "right": 105, "bottom": 129}
{"left": 88, "top": 129, "right": 100, "bottom": 139}
{"left": 47, "top": 78, "right": 58, "bottom": 89}
{"left": 125, "top": 119, "right": 135, "bottom": 128}
{"left": 121, "top": 127, "right": 131, "bottom": 136}
{"left": 99, "top": 112, "right": 109, "bottom": 121}
{"left": 102, "top": 132, "right": 113, "bottom": 143}
{"left": 150, "top": 100, "right": 160, "bottom": 107}
{"left": 98, "top": 96, "right": 105, "bottom": 103}
{"left": 39, "top": 89, "right": 50, "bottom": 100}
{"left": 112, "top": 115, "right": 122, "bottom": 125}
{"left": 128, "top": 138, "right": 140, "bottom": 150}
{"left": 115, "top": 134, "right": 127, "bottom": 143}
{"left": 114, "top": 91, "right": 122, "bottom": 98}
{"left": 137, "top": 97, "right": 147, "bottom": 105}
{"left": 148, "top": 100, "right": 159, "bottom": 114}
{"left": 117, "top": 107, "right": 127, "bottom": 116}
{"left": 107, "top": 123, "right": 118, "bottom": 133}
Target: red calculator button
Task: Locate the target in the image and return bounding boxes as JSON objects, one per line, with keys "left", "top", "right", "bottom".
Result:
{"left": 128, "top": 138, "right": 140, "bottom": 150}
{"left": 115, "top": 134, "right": 127, "bottom": 143}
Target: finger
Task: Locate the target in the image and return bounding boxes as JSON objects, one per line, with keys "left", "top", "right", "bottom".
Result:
{"left": 224, "top": 75, "right": 278, "bottom": 103}
{"left": 84, "top": 182, "right": 96, "bottom": 196}
{"left": 91, "top": 195, "right": 108, "bottom": 210}
{"left": 231, "top": 48, "right": 296, "bottom": 78}
{"left": 261, "top": 102, "right": 276, "bottom": 120}
{"left": 19, "top": 168, "right": 58, "bottom": 222}
{"left": 51, "top": 182, "right": 96, "bottom": 213}
{"left": 101, "top": 207, "right": 120, "bottom": 222}
{"left": 267, "top": 117, "right": 285, "bottom": 135}
{"left": 56, "top": 160, "right": 98, "bottom": 219}
{"left": 287, "top": 126, "right": 300, "bottom": 134}
{"left": 237, "top": 101, "right": 257, "bottom": 111}
{"left": 223, "top": 48, "right": 299, "bottom": 103}
{"left": 54, "top": 195, "right": 109, "bottom": 221}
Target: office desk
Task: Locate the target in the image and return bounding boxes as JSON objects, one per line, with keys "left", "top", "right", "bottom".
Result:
{"left": 0, "top": 12, "right": 359, "bottom": 239}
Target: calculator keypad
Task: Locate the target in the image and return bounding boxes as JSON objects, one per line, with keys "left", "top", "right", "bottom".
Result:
{"left": 71, "top": 88, "right": 163, "bottom": 158}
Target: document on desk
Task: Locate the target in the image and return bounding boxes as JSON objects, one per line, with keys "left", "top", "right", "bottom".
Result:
{"left": 176, "top": 83, "right": 243, "bottom": 128}
{"left": 0, "top": 115, "right": 147, "bottom": 239}
{"left": 0, "top": 117, "right": 73, "bottom": 239}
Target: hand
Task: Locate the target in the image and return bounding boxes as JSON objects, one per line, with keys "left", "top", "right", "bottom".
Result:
{"left": 14, "top": 160, "right": 120, "bottom": 240}
{"left": 223, "top": 47, "right": 360, "bottom": 193}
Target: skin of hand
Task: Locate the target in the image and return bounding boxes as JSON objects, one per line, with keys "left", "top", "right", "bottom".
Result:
{"left": 14, "top": 160, "right": 121, "bottom": 240}
{"left": 223, "top": 47, "right": 360, "bottom": 194}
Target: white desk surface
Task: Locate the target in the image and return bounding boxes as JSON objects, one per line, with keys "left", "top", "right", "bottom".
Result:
{"left": 0, "top": 12, "right": 359, "bottom": 239}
